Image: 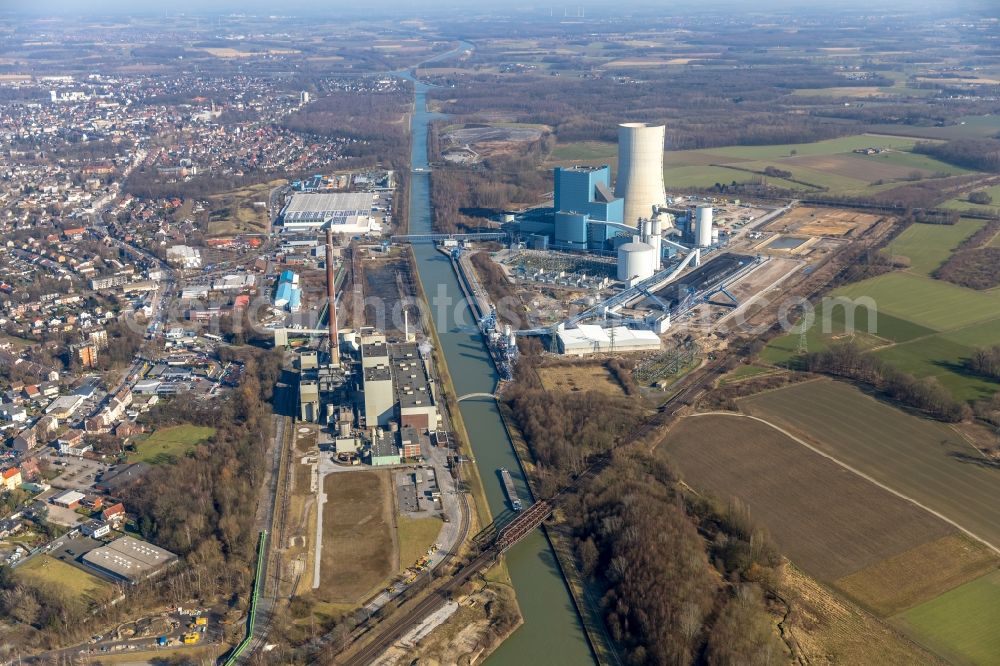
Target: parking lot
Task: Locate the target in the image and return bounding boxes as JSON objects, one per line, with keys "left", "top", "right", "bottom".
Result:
{"left": 44, "top": 454, "right": 107, "bottom": 490}
{"left": 394, "top": 467, "right": 442, "bottom": 518}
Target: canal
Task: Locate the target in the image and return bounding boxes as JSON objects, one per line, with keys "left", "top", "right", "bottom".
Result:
{"left": 402, "top": 55, "right": 595, "bottom": 665}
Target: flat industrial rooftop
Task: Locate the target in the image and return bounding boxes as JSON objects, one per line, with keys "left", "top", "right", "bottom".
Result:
{"left": 82, "top": 536, "right": 177, "bottom": 581}
{"left": 284, "top": 192, "right": 373, "bottom": 215}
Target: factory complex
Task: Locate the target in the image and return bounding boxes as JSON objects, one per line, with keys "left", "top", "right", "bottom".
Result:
{"left": 411, "top": 118, "right": 862, "bottom": 374}
{"left": 272, "top": 227, "right": 439, "bottom": 469}
{"left": 280, "top": 191, "right": 382, "bottom": 235}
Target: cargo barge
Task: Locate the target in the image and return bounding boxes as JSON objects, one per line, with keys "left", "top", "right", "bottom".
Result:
{"left": 499, "top": 467, "right": 523, "bottom": 511}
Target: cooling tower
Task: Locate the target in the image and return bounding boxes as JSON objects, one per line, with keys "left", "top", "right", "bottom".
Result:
{"left": 615, "top": 123, "right": 667, "bottom": 227}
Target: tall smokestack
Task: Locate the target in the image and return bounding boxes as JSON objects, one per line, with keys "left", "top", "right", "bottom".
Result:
{"left": 325, "top": 227, "right": 340, "bottom": 367}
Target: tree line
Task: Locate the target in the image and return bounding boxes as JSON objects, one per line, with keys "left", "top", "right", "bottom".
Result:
{"left": 933, "top": 218, "right": 1000, "bottom": 290}
{"left": 504, "top": 360, "right": 786, "bottom": 665}
{"left": 969, "top": 345, "right": 1000, "bottom": 381}
{"left": 914, "top": 139, "right": 1000, "bottom": 173}
{"left": 805, "top": 342, "right": 968, "bottom": 422}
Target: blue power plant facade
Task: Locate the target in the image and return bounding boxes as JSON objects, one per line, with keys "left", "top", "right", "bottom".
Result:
{"left": 554, "top": 166, "right": 623, "bottom": 224}
{"left": 552, "top": 165, "right": 624, "bottom": 249}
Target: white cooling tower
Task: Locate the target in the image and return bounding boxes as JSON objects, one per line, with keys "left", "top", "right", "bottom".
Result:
{"left": 615, "top": 123, "right": 667, "bottom": 227}
{"left": 696, "top": 206, "right": 713, "bottom": 247}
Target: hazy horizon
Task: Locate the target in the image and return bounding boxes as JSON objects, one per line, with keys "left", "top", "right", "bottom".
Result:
{"left": 2, "top": 0, "right": 994, "bottom": 17}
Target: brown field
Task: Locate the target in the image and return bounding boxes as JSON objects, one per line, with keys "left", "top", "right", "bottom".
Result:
{"left": 604, "top": 57, "right": 704, "bottom": 67}
{"left": 317, "top": 470, "right": 397, "bottom": 604}
{"left": 768, "top": 206, "right": 882, "bottom": 237}
{"left": 833, "top": 534, "right": 999, "bottom": 616}
{"left": 661, "top": 414, "right": 952, "bottom": 581}
{"left": 537, "top": 362, "right": 626, "bottom": 397}
{"left": 780, "top": 565, "right": 944, "bottom": 666}
{"left": 791, "top": 154, "right": 929, "bottom": 182}
{"left": 740, "top": 380, "right": 1000, "bottom": 548}
{"left": 202, "top": 47, "right": 300, "bottom": 58}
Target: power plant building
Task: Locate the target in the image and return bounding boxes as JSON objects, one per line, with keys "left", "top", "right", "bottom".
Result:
{"left": 552, "top": 165, "right": 624, "bottom": 249}
{"left": 615, "top": 123, "right": 667, "bottom": 227}
{"left": 361, "top": 341, "right": 439, "bottom": 431}
{"left": 363, "top": 366, "right": 394, "bottom": 427}
{"left": 554, "top": 166, "right": 623, "bottom": 223}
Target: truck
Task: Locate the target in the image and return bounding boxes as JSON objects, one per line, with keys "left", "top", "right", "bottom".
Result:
{"left": 182, "top": 632, "right": 200, "bottom": 645}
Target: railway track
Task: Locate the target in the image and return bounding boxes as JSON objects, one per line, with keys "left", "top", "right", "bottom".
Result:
{"left": 328, "top": 359, "right": 724, "bottom": 665}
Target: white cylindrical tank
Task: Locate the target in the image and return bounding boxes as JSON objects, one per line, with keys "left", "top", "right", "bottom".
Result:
{"left": 615, "top": 123, "right": 667, "bottom": 227}
{"left": 696, "top": 206, "right": 713, "bottom": 247}
{"left": 617, "top": 241, "right": 656, "bottom": 282}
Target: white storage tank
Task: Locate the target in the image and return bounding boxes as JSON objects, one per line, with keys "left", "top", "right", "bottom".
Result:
{"left": 696, "top": 206, "right": 714, "bottom": 247}
{"left": 617, "top": 241, "right": 656, "bottom": 282}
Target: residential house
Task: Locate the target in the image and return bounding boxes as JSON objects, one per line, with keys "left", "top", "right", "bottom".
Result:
{"left": 101, "top": 502, "right": 126, "bottom": 527}
{"left": 81, "top": 519, "right": 111, "bottom": 538}
{"left": 12, "top": 427, "right": 36, "bottom": 454}
{"left": 0, "top": 468, "right": 21, "bottom": 492}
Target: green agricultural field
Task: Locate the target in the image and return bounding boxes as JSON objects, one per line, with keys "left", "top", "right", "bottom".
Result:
{"left": 723, "top": 159, "right": 867, "bottom": 191}
{"left": 128, "top": 424, "right": 216, "bottom": 464}
{"left": 896, "top": 570, "right": 1000, "bottom": 665}
{"left": 549, "top": 141, "right": 616, "bottom": 162}
{"left": 863, "top": 150, "right": 968, "bottom": 176}
{"left": 662, "top": 165, "right": 802, "bottom": 190}
{"left": 698, "top": 134, "right": 920, "bottom": 161}
{"left": 835, "top": 272, "right": 1000, "bottom": 331}
{"left": 942, "top": 183, "right": 1000, "bottom": 217}
{"left": 741, "top": 380, "right": 1000, "bottom": 548}
{"left": 882, "top": 218, "right": 985, "bottom": 276}
{"left": 875, "top": 332, "right": 1000, "bottom": 401}
{"left": 868, "top": 114, "right": 1000, "bottom": 141}
{"left": 760, "top": 299, "right": 935, "bottom": 367}
{"left": 720, "top": 364, "right": 779, "bottom": 383}
{"left": 551, "top": 134, "right": 979, "bottom": 196}
{"left": 943, "top": 317, "right": 1000, "bottom": 348}
{"left": 17, "top": 555, "right": 111, "bottom": 602}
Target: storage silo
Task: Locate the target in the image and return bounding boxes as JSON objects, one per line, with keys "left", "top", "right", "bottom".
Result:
{"left": 615, "top": 123, "right": 667, "bottom": 227}
{"left": 696, "top": 206, "right": 713, "bottom": 247}
{"left": 617, "top": 241, "right": 656, "bottom": 282}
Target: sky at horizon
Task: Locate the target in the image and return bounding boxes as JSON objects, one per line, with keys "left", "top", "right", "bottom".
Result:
{"left": 1, "top": 0, "right": 991, "bottom": 16}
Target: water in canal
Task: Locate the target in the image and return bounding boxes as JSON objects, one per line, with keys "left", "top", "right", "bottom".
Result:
{"left": 403, "top": 65, "right": 594, "bottom": 665}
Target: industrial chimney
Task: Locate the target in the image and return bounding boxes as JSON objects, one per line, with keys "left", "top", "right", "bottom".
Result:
{"left": 325, "top": 227, "right": 340, "bottom": 367}
{"left": 615, "top": 123, "right": 667, "bottom": 227}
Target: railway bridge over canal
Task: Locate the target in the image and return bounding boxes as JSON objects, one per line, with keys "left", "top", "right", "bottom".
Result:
{"left": 339, "top": 499, "right": 554, "bottom": 666}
